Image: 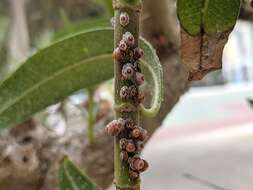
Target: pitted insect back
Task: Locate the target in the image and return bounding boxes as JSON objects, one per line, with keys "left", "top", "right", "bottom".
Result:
{"left": 120, "top": 12, "right": 130, "bottom": 27}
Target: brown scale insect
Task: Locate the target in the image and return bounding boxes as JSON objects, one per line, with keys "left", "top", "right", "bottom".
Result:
{"left": 137, "top": 128, "right": 148, "bottom": 142}
{"left": 129, "top": 157, "right": 145, "bottom": 171}
{"left": 136, "top": 141, "right": 144, "bottom": 152}
{"left": 123, "top": 32, "right": 135, "bottom": 47}
{"left": 125, "top": 119, "right": 135, "bottom": 129}
{"left": 129, "top": 85, "right": 137, "bottom": 97}
{"left": 135, "top": 72, "right": 145, "bottom": 86}
{"left": 120, "top": 86, "right": 129, "bottom": 99}
{"left": 105, "top": 120, "right": 121, "bottom": 136}
{"left": 117, "top": 118, "right": 126, "bottom": 130}
{"left": 119, "top": 40, "right": 128, "bottom": 51}
{"left": 128, "top": 157, "right": 149, "bottom": 173}
{"left": 113, "top": 47, "right": 125, "bottom": 62}
{"left": 129, "top": 170, "right": 139, "bottom": 179}
{"left": 105, "top": 119, "right": 126, "bottom": 136}
{"left": 130, "top": 126, "right": 142, "bottom": 138}
{"left": 133, "top": 48, "right": 144, "bottom": 60}
{"left": 132, "top": 62, "right": 139, "bottom": 71}
{"left": 119, "top": 138, "right": 128, "bottom": 150}
{"left": 134, "top": 159, "right": 145, "bottom": 171}
{"left": 125, "top": 140, "right": 136, "bottom": 153}
{"left": 138, "top": 159, "right": 149, "bottom": 173}
{"left": 119, "top": 12, "right": 130, "bottom": 27}
{"left": 122, "top": 63, "right": 135, "bottom": 80}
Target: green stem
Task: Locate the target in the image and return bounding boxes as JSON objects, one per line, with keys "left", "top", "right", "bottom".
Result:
{"left": 113, "top": 0, "right": 142, "bottom": 189}
{"left": 87, "top": 88, "right": 95, "bottom": 144}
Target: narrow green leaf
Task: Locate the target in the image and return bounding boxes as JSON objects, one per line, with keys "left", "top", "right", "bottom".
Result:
{"left": 0, "top": 28, "right": 162, "bottom": 129}
{"left": 59, "top": 157, "right": 100, "bottom": 190}
{"left": 0, "top": 28, "right": 114, "bottom": 129}
{"left": 139, "top": 38, "right": 163, "bottom": 118}
{"left": 177, "top": 0, "right": 241, "bottom": 35}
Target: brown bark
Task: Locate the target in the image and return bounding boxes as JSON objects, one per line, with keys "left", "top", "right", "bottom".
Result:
{"left": 8, "top": 0, "right": 30, "bottom": 61}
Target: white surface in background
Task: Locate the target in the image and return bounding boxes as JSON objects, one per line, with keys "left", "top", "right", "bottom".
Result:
{"left": 142, "top": 122, "right": 253, "bottom": 190}
{"left": 163, "top": 83, "right": 253, "bottom": 126}
{"left": 223, "top": 21, "right": 253, "bottom": 82}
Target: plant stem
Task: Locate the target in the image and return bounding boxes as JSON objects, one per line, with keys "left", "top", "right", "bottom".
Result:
{"left": 113, "top": 0, "right": 142, "bottom": 189}
{"left": 87, "top": 88, "right": 95, "bottom": 144}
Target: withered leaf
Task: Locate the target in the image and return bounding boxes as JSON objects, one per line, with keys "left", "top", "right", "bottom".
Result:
{"left": 177, "top": 0, "right": 241, "bottom": 81}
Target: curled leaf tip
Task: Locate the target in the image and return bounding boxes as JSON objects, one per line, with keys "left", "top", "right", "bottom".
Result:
{"left": 138, "top": 38, "right": 163, "bottom": 118}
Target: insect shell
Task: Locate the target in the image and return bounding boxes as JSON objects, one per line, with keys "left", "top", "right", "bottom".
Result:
{"left": 136, "top": 141, "right": 144, "bottom": 152}
{"left": 128, "top": 157, "right": 149, "bottom": 173}
{"left": 129, "top": 170, "right": 139, "bottom": 179}
{"left": 139, "top": 128, "right": 148, "bottom": 141}
{"left": 134, "top": 48, "right": 144, "bottom": 60}
{"left": 113, "top": 47, "right": 125, "bottom": 62}
{"left": 119, "top": 104, "right": 136, "bottom": 113}
{"left": 120, "top": 86, "right": 130, "bottom": 99}
{"left": 130, "top": 126, "right": 142, "bottom": 138}
{"left": 129, "top": 157, "right": 145, "bottom": 171}
{"left": 132, "top": 62, "right": 139, "bottom": 71}
{"left": 135, "top": 72, "right": 145, "bottom": 86}
{"left": 119, "top": 40, "right": 128, "bottom": 51}
{"left": 128, "top": 85, "right": 137, "bottom": 97}
{"left": 120, "top": 12, "right": 130, "bottom": 27}
{"left": 122, "top": 64, "right": 135, "bottom": 80}
{"left": 123, "top": 32, "right": 135, "bottom": 47}
{"left": 119, "top": 138, "right": 128, "bottom": 150}
{"left": 117, "top": 118, "right": 126, "bottom": 130}
{"left": 125, "top": 119, "right": 135, "bottom": 129}
{"left": 105, "top": 120, "right": 122, "bottom": 136}
{"left": 138, "top": 159, "right": 149, "bottom": 172}
{"left": 125, "top": 140, "right": 136, "bottom": 153}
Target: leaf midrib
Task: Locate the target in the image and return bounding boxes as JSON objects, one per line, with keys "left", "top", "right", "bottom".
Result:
{"left": 0, "top": 54, "right": 112, "bottom": 115}
{"left": 63, "top": 164, "right": 80, "bottom": 190}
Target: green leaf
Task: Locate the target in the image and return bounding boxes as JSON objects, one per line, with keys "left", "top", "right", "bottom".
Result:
{"left": 177, "top": 0, "right": 241, "bottom": 35}
{"left": 0, "top": 28, "right": 162, "bottom": 129}
{"left": 177, "top": 0, "right": 203, "bottom": 36}
{"left": 59, "top": 157, "right": 100, "bottom": 190}
{"left": 139, "top": 38, "right": 163, "bottom": 117}
{"left": 0, "top": 28, "right": 114, "bottom": 129}
{"left": 203, "top": 0, "right": 241, "bottom": 34}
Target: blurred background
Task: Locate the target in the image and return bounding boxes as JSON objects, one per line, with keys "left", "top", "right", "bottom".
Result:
{"left": 0, "top": 0, "right": 253, "bottom": 190}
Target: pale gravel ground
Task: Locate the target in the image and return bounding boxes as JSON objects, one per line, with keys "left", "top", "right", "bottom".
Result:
{"left": 141, "top": 124, "right": 253, "bottom": 190}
